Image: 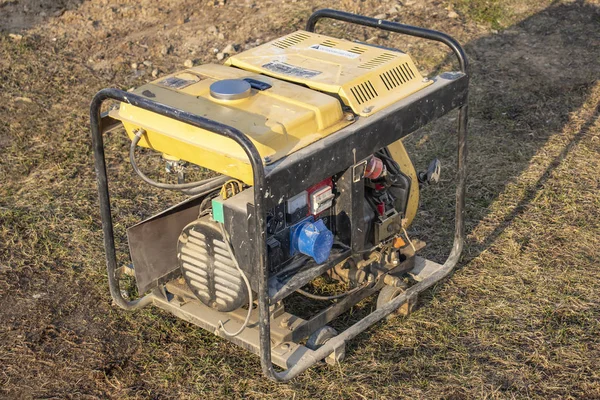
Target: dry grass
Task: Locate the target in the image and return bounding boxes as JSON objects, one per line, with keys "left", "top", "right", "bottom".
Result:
{"left": 1, "top": 0, "right": 599, "bottom": 398}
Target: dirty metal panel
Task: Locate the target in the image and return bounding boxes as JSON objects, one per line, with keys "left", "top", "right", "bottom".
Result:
{"left": 127, "top": 195, "right": 206, "bottom": 294}
{"left": 153, "top": 288, "right": 313, "bottom": 369}
{"left": 409, "top": 256, "right": 444, "bottom": 282}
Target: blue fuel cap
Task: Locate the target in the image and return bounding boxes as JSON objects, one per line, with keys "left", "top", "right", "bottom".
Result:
{"left": 290, "top": 219, "right": 334, "bottom": 264}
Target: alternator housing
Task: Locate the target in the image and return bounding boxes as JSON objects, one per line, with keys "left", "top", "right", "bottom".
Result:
{"left": 177, "top": 217, "right": 248, "bottom": 312}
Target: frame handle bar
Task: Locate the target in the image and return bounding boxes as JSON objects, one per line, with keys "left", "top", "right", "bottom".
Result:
{"left": 306, "top": 8, "right": 469, "bottom": 75}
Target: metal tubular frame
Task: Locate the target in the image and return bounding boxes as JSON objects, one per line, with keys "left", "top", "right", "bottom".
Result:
{"left": 263, "top": 9, "right": 469, "bottom": 382}
{"left": 89, "top": 8, "right": 468, "bottom": 382}
{"left": 90, "top": 89, "right": 267, "bottom": 314}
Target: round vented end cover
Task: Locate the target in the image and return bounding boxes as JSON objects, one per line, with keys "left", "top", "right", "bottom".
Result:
{"left": 177, "top": 217, "right": 248, "bottom": 312}
{"left": 209, "top": 79, "right": 252, "bottom": 100}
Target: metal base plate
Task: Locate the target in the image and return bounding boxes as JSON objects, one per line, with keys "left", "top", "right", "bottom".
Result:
{"left": 148, "top": 257, "right": 444, "bottom": 368}
{"left": 154, "top": 282, "right": 314, "bottom": 369}
{"left": 409, "top": 256, "right": 443, "bottom": 281}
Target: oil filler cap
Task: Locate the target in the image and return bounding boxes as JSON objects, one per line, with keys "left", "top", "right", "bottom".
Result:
{"left": 210, "top": 79, "right": 252, "bottom": 100}
{"left": 290, "top": 219, "right": 334, "bottom": 264}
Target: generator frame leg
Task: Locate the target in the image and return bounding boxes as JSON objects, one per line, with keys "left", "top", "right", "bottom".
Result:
{"left": 90, "top": 8, "right": 468, "bottom": 382}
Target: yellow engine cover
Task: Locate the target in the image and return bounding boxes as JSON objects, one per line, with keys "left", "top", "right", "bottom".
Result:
{"left": 111, "top": 30, "right": 431, "bottom": 184}
{"left": 227, "top": 30, "right": 432, "bottom": 116}
{"left": 111, "top": 64, "right": 352, "bottom": 184}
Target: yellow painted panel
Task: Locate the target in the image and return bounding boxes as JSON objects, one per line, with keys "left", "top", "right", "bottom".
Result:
{"left": 227, "top": 30, "right": 433, "bottom": 116}
{"left": 387, "top": 139, "right": 419, "bottom": 227}
{"left": 110, "top": 64, "right": 352, "bottom": 184}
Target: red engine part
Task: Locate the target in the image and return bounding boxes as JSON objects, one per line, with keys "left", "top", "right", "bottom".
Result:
{"left": 364, "top": 156, "right": 385, "bottom": 179}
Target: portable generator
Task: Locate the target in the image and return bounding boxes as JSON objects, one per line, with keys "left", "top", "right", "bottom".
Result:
{"left": 90, "top": 9, "right": 468, "bottom": 381}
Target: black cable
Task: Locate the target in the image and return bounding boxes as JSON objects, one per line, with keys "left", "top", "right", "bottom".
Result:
{"left": 181, "top": 184, "right": 225, "bottom": 196}
{"left": 129, "top": 130, "right": 229, "bottom": 191}
{"left": 376, "top": 148, "right": 402, "bottom": 176}
{"left": 198, "top": 189, "right": 221, "bottom": 217}
{"left": 376, "top": 149, "right": 405, "bottom": 190}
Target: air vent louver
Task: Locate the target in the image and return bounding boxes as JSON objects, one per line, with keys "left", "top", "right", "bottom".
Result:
{"left": 358, "top": 52, "right": 397, "bottom": 69}
{"left": 319, "top": 39, "right": 339, "bottom": 47}
{"left": 348, "top": 46, "right": 367, "bottom": 54}
{"left": 178, "top": 219, "right": 247, "bottom": 312}
{"left": 379, "top": 63, "right": 417, "bottom": 90}
{"left": 272, "top": 32, "right": 311, "bottom": 49}
{"left": 350, "top": 80, "right": 378, "bottom": 105}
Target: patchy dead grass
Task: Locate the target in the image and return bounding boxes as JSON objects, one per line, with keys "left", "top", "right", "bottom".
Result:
{"left": 1, "top": 0, "right": 599, "bottom": 398}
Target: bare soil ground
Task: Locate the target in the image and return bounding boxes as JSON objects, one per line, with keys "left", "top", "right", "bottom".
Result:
{"left": 1, "top": 0, "right": 599, "bottom": 398}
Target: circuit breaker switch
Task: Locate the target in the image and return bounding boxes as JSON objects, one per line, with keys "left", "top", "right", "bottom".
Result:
{"left": 310, "top": 185, "right": 334, "bottom": 215}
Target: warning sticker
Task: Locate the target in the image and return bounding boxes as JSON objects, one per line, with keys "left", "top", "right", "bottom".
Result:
{"left": 261, "top": 61, "right": 322, "bottom": 78}
{"left": 309, "top": 44, "right": 360, "bottom": 59}
{"left": 157, "top": 76, "right": 197, "bottom": 89}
